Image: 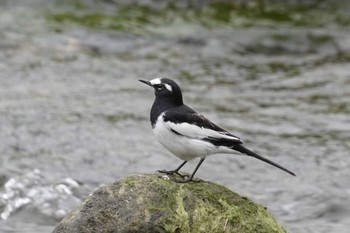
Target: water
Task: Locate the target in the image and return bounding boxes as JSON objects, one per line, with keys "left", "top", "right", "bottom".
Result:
{"left": 0, "top": 0, "right": 349, "bottom": 232}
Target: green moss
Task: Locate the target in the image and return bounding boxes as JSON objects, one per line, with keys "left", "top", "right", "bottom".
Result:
{"left": 142, "top": 175, "right": 285, "bottom": 232}
{"left": 124, "top": 176, "right": 136, "bottom": 187}
{"left": 54, "top": 174, "right": 287, "bottom": 233}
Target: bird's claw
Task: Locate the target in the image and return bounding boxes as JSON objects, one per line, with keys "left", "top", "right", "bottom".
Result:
{"left": 157, "top": 169, "right": 186, "bottom": 178}
{"left": 176, "top": 176, "right": 200, "bottom": 183}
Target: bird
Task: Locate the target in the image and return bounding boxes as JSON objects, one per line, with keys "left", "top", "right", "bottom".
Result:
{"left": 139, "top": 78, "right": 296, "bottom": 183}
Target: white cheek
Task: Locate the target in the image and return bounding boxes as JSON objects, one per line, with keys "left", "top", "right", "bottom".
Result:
{"left": 164, "top": 83, "right": 172, "bottom": 92}
{"left": 150, "top": 78, "right": 161, "bottom": 85}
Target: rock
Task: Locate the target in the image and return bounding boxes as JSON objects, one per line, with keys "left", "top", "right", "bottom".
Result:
{"left": 52, "top": 173, "right": 286, "bottom": 233}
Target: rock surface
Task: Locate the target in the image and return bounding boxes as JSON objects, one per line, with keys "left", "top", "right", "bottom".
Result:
{"left": 53, "top": 173, "right": 286, "bottom": 233}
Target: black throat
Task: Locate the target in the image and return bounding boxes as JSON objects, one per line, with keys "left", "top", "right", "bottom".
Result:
{"left": 150, "top": 96, "right": 183, "bottom": 127}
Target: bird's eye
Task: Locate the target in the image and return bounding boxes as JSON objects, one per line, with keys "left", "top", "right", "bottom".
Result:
{"left": 155, "top": 84, "right": 163, "bottom": 90}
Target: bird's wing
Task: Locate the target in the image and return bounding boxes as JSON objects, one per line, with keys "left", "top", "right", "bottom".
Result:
{"left": 163, "top": 108, "right": 242, "bottom": 144}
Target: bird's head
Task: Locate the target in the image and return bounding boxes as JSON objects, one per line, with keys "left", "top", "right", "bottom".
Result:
{"left": 139, "top": 78, "right": 183, "bottom": 106}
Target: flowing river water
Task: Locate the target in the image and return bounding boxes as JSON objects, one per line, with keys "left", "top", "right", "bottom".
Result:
{"left": 0, "top": 0, "right": 350, "bottom": 232}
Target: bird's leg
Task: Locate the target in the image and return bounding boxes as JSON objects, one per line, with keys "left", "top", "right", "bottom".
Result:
{"left": 177, "top": 158, "right": 205, "bottom": 183}
{"left": 157, "top": 161, "right": 187, "bottom": 177}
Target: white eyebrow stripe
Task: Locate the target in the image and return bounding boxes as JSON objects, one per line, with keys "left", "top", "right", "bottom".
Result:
{"left": 150, "top": 78, "right": 161, "bottom": 85}
{"left": 164, "top": 83, "right": 172, "bottom": 92}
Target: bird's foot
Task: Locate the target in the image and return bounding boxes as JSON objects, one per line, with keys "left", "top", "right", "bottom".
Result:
{"left": 176, "top": 176, "right": 200, "bottom": 183}
{"left": 157, "top": 169, "right": 186, "bottom": 178}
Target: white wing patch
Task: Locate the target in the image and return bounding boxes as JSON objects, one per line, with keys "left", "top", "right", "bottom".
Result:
{"left": 165, "top": 119, "right": 240, "bottom": 142}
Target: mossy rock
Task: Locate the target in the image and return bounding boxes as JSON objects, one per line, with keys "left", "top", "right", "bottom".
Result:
{"left": 53, "top": 173, "right": 286, "bottom": 233}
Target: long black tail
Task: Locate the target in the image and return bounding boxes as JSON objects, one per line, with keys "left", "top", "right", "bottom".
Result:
{"left": 233, "top": 144, "right": 296, "bottom": 176}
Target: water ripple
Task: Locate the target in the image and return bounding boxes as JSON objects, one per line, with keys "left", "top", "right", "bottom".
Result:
{"left": 0, "top": 169, "right": 81, "bottom": 221}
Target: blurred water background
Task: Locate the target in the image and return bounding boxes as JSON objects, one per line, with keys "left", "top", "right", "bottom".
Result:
{"left": 0, "top": 0, "right": 350, "bottom": 232}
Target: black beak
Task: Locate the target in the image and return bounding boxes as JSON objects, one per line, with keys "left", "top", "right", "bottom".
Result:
{"left": 139, "top": 79, "right": 152, "bottom": 87}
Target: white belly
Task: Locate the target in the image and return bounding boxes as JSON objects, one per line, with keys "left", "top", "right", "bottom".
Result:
{"left": 152, "top": 114, "right": 232, "bottom": 161}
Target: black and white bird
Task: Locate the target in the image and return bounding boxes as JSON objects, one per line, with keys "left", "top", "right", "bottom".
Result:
{"left": 140, "top": 78, "right": 295, "bottom": 183}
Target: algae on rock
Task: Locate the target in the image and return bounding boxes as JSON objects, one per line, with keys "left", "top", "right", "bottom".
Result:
{"left": 53, "top": 173, "right": 286, "bottom": 233}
